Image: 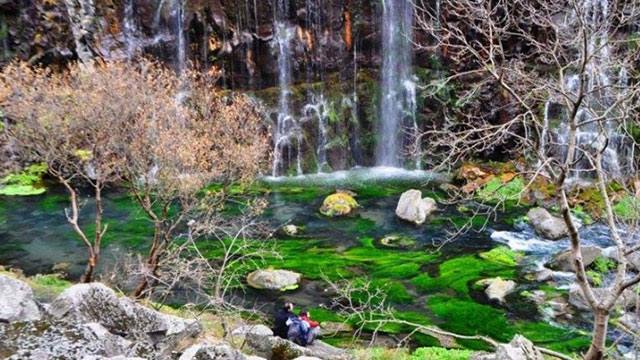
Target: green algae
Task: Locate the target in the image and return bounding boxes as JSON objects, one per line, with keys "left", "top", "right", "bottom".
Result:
{"left": 411, "top": 253, "right": 516, "bottom": 296}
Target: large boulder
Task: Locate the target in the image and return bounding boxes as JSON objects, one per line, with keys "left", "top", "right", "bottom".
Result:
{"left": 547, "top": 246, "right": 602, "bottom": 272}
{"left": 48, "top": 283, "right": 201, "bottom": 358}
{"left": 246, "top": 269, "right": 301, "bottom": 291}
{"left": 395, "top": 189, "right": 437, "bottom": 225}
{"left": 0, "top": 274, "right": 41, "bottom": 322}
{"left": 319, "top": 192, "right": 358, "bottom": 217}
{"left": 476, "top": 278, "right": 517, "bottom": 303}
{"left": 527, "top": 208, "right": 570, "bottom": 240}
{"left": 0, "top": 319, "right": 143, "bottom": 359}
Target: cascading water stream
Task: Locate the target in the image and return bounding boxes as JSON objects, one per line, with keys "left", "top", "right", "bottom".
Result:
{"left": 271, "top": 20, "right": 303, "bottom": 176}
{"left": 549, "top": 0, "right": 635, "bottom": 181}
{"left": 174, "top": 0, "right": 186, "bottom": 77}
{"left": 376, "top": 0, "right": 417, "bottom": 167}
{"left": 123, "top": 0, "right": 137, "bottom": 59}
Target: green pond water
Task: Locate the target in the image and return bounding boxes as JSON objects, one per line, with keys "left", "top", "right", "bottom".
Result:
{"left": 0, "top": 172, "right": 591, "bottom": 354}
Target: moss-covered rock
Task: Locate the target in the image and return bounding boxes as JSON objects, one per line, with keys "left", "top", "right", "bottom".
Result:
{"left": 319, "top": 191, "right": 359, "bottom": 217}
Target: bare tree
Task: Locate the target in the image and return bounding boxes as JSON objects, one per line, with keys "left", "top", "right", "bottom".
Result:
{"left": 118, "top": 70, "right": 272, "bottom": 298}
{"left": 0, "top": 61, "right": 128, "bottom": 282}
{"left": 414, "top": 0, "right": 640, "bottom": 358}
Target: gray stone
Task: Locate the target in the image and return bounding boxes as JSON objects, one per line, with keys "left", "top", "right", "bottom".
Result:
{"left": 495, "top": 335, "right": 543, "bottom": 360}
{"left": 527, "top": 208, "right": 570, "bottom": 240}
{"left": 0, "top": 274, "right": 41, "bottom": 322}
{"left": 178, "top": 342, "right": 252, "bottom": 360}
{"left": 246, "top": 269, "right": 301, "bottom": 291}
{"left": 395, "top": 189, "right": 437, "bottom": 225}
{"left": 231, "top": 324, "right": 274, "bottom": 337}
{"left": 569, "top": 284, "right": 638, "bottom": 311}
{"left": 48, "top": 283, "right": 201, "bottom": 358}
{"left": 244, "top": 334, "right": 351, "bottom": 360}
{"left": 547, "top": 246, "right": 602, "bottom": 272}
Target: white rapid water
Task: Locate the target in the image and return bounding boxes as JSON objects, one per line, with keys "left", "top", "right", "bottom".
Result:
{"left": 376, "top": 0, "right": 417, "bottom": 167}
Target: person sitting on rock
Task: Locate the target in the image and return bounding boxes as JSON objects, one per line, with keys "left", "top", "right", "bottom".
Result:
{"left": 273, "top": 302, "right": 295, "bottom": 338}
{"left": 299, "top": 310, "right": 320, "bottom": 345}
{"left": 286, "top": 314, "right": 310, "bottom": 346}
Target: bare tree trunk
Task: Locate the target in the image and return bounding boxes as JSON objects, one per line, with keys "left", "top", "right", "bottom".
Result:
{"left": 81, "top": 252, "right": 97, "bottom": 283}
{"left": 133, "top": 225, "right": 163, "bottom": 298}
{"left": 585, "top": 309, "right": 609, "bottom": 360}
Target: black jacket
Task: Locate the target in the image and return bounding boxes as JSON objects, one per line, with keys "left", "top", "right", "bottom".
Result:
{"left": 273, "top": 308, "right": 294, "bottom": 338}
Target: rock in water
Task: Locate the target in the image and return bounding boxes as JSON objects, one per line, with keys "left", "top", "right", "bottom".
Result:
{"left": 476, "top": 278, "right": 517, "bottom": 303}
{"left": 0, "top": 274, "right": 41, "bottom": 322}
{"left": 246, "top": 269, "right": 301, "bottom": 291}
{"left": 319, "top": 192, "right": 358, "bottom": 217}
{"left": 395, "top": 189, "right": 437, "bottom": 225}
{"left": 527, "top": 207, "right": 570, "bottom": 240}
{"left": 547, "top": 246, "right": 602, "bottom": 272}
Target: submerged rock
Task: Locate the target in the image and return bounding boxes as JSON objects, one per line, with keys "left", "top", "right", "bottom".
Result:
{"left": 0, "top": 274, "right": 41, "bottom": 322}
{"left": 395, "top": 189, "right": 437, "bottom": 225}
{"left": 319, "top": 192, "right": 359, "bottom": 217}
{"left": 547, "top": 246, "right": 602, "bottom": 272}
{"left": 246, "top": 269, "right": 301, "bottom": 291}
{"left": 282, "top": 224, "right": 301, "bottom": 236}
{"left": 527, "top": 208, "right": 570, "bottom": 240}
{"left": 476, "top": 278, "right": 516, "bottom": 303}
{"left": 378, "top": 234, "right": 416, "bottom": 249}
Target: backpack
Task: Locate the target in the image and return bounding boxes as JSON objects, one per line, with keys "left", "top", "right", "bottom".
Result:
{"left": 286, "top": 317, "right": 309, "bottom": 346}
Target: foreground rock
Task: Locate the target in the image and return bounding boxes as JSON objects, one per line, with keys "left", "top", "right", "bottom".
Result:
{"left": 244, "top": 333, "right": 351, "bottom": 360}
{"left": 0, "top": 275, "right": 41, "bottom": 322}
{"left": 246, "top": 269, "right": 301, "bottom": 291}
{"left": 0, "top": 280, "right": 201, "bottom": 359}
{"left": 395, "top": 189, "right": 437, "bottom": 225}
{"left": 476, "top": 278, "right": 516, "bottom": 303}
{"left": 319, "top": 191, "right": 359, "bottom": 217}
{"left": 547, "top": 246, "right": 602, "bottom": 272}
{"left": 179, "top": 342, "right": 264, "bottom": 360}
{"left": 473, "top": 335, "right": 543, "bottom": 360}
{"left": 527, "top": 207, "right": 570, "bottom": 240}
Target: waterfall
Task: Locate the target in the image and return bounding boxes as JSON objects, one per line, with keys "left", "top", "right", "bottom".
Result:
{"left": 123, "top": 0, "right": 137, "bottom": 58}
{"left": 176, "top": 0, "right": 186, "bottom": 75}
{"left": 271, "top": 21, "right": 303, "bottom": 176}
{"left": 376, "top": 0, "right": 416, "bottom": 167}
{"left": 303, "top": 94, "right": 330, "bottom": 173}
{"left": 553, "top": 0, "right": 634, "bottom": 181}
{"left": 153, "top": 0, "right": 166, "bottom": 31}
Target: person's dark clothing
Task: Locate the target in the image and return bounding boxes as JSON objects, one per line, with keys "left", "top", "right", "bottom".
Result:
{"left": 274, "top": 308, "right": 294, "bottom": 338}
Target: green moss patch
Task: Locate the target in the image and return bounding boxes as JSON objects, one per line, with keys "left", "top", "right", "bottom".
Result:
{"left": 412, "top": 251, "right": 517, "bottom": 296}
{"left": 0, "top": 163, "right": 48, "bottom": 196}
{"left": 478, "top": 247, "right": 522, "bottom": 267}
{"left": 476, "top": 177, "right": 525, "bottom": 204}
{"left": 613, "top": 195, "right": 640, "bottom": 221}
